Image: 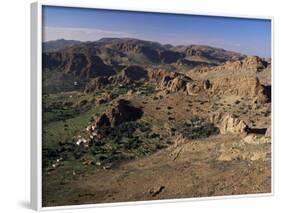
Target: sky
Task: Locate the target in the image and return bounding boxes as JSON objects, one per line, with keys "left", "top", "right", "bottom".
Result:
{"left": 42, "top": 6, "right": 272, "bottom": 57}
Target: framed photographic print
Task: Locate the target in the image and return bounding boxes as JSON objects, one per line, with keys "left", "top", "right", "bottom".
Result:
{"left": 31, "top": 1, "right": 273, "bottom": 210}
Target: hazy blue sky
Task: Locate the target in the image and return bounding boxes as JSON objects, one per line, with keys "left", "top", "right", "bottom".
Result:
{"left": 42, "top": 6, "right": 271, "bottom": 57}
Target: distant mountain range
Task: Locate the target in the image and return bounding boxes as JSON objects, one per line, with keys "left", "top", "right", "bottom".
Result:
{"left": 42, "top": 38, "right": 250, "bottom": 94}
{"left": 43, "top": 39, "right": 82, "bottom": 52}
{"left": 43, "top": 38, "right": 246, "bottom": 72}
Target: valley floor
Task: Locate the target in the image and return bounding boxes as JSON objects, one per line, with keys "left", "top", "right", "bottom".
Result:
{"left": 43, "top": 134, "right": 271, "bottom": 206}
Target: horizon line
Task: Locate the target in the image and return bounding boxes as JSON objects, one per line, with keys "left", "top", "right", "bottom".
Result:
{"left": 43, "top": 37, "right": 273, "bottom": 58}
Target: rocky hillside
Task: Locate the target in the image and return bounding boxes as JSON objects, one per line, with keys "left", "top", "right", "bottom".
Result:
{"left": 43, "top": 38, "right": 245, "bottom": 71}
{"left": 173, "top": 44, "right": 245, "bottom": 64}
{"left": 42, "top": 38, "right": 249, "bottom": 94}
{"left": 43, "top": 39, "right": 82, "bottom": 52}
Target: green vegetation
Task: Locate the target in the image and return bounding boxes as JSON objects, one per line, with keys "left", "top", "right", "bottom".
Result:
{"left": 43, "top": 119, "right": 166, "bottom": 171}
{"left": 42, "top": 92, "right": 94, "bottom": 124}
{"left": 138, "top": 83, "right": 155, "bottom": 96}
{"left": 42, "top": 80, "right": 158, "bottom": 174}
{"left": 176, "top": 116, "right": 219, "bottom": 140}
{"left": 42, "top": 70, "right": 86, "bottom": 94}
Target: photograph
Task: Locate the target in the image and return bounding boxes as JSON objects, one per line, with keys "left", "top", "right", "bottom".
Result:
{"left": 41, "top": 5, "right": 272, "bottom": 207}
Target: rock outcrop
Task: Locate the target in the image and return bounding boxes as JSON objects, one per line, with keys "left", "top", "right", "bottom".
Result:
{"left": 147, "top": 68, "right": 179, "bottom": 82}
{"left": 193, "top": 56, "right": 269, "bottom": 74}
{"left": 210, "top": 113, "right": 248, "bottom": 134}
{"left": 211, "top": 74, "right": 263, "bottom": 96}
{"left": 158, "top": 74, "right": 192, "bottom": 92}
{"left": 242, "top": 56, "right": 268, "bottom": 72}
{"left": 218, "top": 134, "right": 271, "bottom": 162}
{"left": 84, "top": 65, "right": 148, "bottom": 93}
{"left": 84, "top": 76, "right": 110, "bottom": 93}
{"left": 43, "top": 52, "right": 116, "bottom": 78}
{"left": 108, "top": 65, "right": 148, "bottom": 85}
{"left": 243, "top": 134, "right": 271, "bottom": 144}
{"left": 155, "top": 71, "right": 211, "bottom": 96}
{"left": 185, "top": 82, "right": 203, "bottom": 96}
{"left": 107, "top": 99, "right": 143, "bottom": 126}
{"left": 120, "top": 66, "right": 148, "bottom": 81}
{"left": 91, "top": 99, "right": 143, "bottom": 130}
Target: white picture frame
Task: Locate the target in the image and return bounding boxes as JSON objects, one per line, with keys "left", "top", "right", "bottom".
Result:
{"left": 31, "top": 1, "right": 274, "bottom": 210}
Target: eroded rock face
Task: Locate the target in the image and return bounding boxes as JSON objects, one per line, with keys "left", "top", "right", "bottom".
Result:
{"left": 43, "top": 52, "right": 116, "bottom": 78}
{"left": 210, "top": 113, "right": 248, "bottom": 134}
{"left": 147, "top": 68, "right": 179, "bottom": 82}
{"left": 242, "top": 56, "right": 268, "bottom": 72}
{"left": 185, "top": 82, "right": 202, "bottom": 96}
{"left": 193, "top": 56, "right": 269, "bottom": 74}
{"left": 118, "top": 66, "right": 148, "bottom": 83}
{"left": 211, "top": 73, "right": 270, "bottom": 104}
{"left": 154, "top": 70, "right": 214, "bottom": 96}
{"left": 84, "top": 76, "right": 110, "bottom": 93}
{"left": 156, "top": 71, "right": 197, "bottom": 93}
{"left": 91, "top": 99, "right": 143, "bottom": 130}
{"left": 107, "top": 99, "right": 143, "bottom": 126}
{"left": 169, "top": 76, "right": 192, "bottom": 92}
{"left": 84, "top": 65, "right": 148, "bottom": 92}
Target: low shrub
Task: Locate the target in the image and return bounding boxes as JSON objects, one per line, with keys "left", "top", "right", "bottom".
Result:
{"left": 177, "top": 117, "right": 219, "bottom": 140}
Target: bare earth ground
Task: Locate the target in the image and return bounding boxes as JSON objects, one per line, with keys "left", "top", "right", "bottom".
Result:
{"left": 43, "top": 134, "right": 271, "bottom": 206}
